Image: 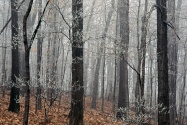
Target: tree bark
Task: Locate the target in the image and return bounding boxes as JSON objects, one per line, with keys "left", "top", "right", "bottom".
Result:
{"left": 36, "top": 0, "right": 43, "bottom": 111}
{"left": 116, "top": 0, "right": 129, "bottom": 119}
{"left": 22, "top": 0, "right": 33, "bottom": 124}
{"left": 22, "top": 0, "right": 50, "bottom": 124}
{"left": 69, "top": 0, "right": 84, "bottom": 124}
{"left": 179, "top": 44, "right": 186, "bottom": 125}
{"left": 156, "top": 0, "right": 170, "bottom": 124}
{"left": 8, "top": 0, "right": 20, "bottom": 113}
{"left": 168, "top": 0, "right": 177, "bottom": 124}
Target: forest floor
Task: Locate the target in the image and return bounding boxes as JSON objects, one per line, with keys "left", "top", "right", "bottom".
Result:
{"left": 0, "top": 93, "right": 157, "bottom": 125}
{"left": 0, "top": 93, "right": 123, "bottom": 125}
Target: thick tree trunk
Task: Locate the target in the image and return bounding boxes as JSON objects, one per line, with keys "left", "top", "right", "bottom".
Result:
{"left": 8, "top": 0, "right": 20, "bottom": 113}
{"left": 49, "top": 4, "right": 58, "bottom": 107}
{"left": 69, "top": 0, "right": 84, "bottom": 124}
{"left": 116, "top": 0, "right": 129, "bottom": 119}
{"left": 156, "top": 0, "right": 170, "bottom": 124}
{"left": 168, "top": 0, "right": 177, "bottom": 124}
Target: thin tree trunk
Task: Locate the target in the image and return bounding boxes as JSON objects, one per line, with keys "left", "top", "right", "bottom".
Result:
{"left": 101, "top": 47, "right": 106, "bottom": 112}
{"left": 179, "top": 43, "right": 187, "bottom": 125}
{"left": 91, "top": 0, "right": 115, "bottom": 109}
{"left": 1, "top": 0, "right": 8, "bottom": 98}
{"left": 149, "top": 46, "right": 153, "bottom": 109}
{"left": 22, "top": 0, "right": 50, "bottom": 124}
{"left": 22, "top": 1, "right": 34, "bottom": 124}
{"left": 176, "top": 0, "right": 182, "bottom": 123}
{"left": 136, "top": 1, "right": 155, "bottom": 115}
{"left": 135, "top": 0, "right": 141, "bottom": 108}
{"left": 36, "top": 0, "right": 43, "bottom": 111}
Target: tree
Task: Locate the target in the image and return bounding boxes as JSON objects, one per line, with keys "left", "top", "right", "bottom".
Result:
{"left": 116, "top": 0, "right": 129, "bottom": 118}
{"left": 1, "top": 0, "right": 8, "bottom": 98}
{"left": 8, "top": 0, "right": 20, "bottom": 113}
{"left": 135, "top": 0, "right": 155, "bottom": 115}
{"left": 22, "top": 1, "right": 34, "bottom": 124}
{"left": 36, "top": 0, "right": 43, "bottom": 111}
{"left": 69, "top": 0, "right": 84, "bottom": 124}
{"left": 168, "top": 0, "right": 177, "bottom": 124}
{"left": 156, "top": 0, "right": 170, "bottom": 124}
{"left": 22, "top": 0, "right": 50, "bottom": 124}
{"left": 91, "top": 0, "right": 115, "bottom": 109}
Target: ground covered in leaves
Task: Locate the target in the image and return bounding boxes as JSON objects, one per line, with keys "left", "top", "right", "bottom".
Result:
{"left": 0, "top": 94, "right": 123, "bottom": 125}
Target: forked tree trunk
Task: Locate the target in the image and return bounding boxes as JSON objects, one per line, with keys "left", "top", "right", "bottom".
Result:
{"left": 22, "top": 1, "right": 34, "bottom": 124}
{"left": 22, "top": 0, "right": 50, "bottom": 124}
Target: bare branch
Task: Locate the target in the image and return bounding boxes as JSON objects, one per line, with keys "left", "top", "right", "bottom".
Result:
{"left": 0, "top": 0, "right": 25, "bottom": 35}
{"left": 28, "top": 0, "right": 51, "bottom": 50}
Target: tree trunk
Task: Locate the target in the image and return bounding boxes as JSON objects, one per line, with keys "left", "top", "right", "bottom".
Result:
{"left": 49, "top": 3, "right": 58, "bottom": 107}
{"left": 36, "top": 0, "right": 43, "bottom": 111}
{"left": 168, "top": 0, "right": 177, "bottom": 124}
{"left": 135, "top": 0, "right": 141, "bottom": 108}
{"left": 91, "top": 0, "right": 115, "bottom": 109}
{"left": 69, "top": 0, "right": 84, "bottom": 124}
{"left": 101, "top": 47, "right": 105, "bottom": 112}
{"left": 116, "top": 0, "right": 129, "bottom": 119}
{"left": 179, "top": 45, "right": 186, "bottom": 125}
{"left": 8, "top": 0, "right": 20, "bottom": 113}
{"left": 22, "top": 1, "right": 34, "bottom": 124}
{"left": 136, "top": 1, "right": 155, "bottom": 115}
{"left": 149, "top": 46, "right": 153, "bottom": 109}
{"left": 22, "top": 0, "right": 50, "bottom": 124}
{"left": 23, "top": 50, "right": 31, "bottom": 125}
{"left": 156, "top": 0, "right": 170, "bottom": 124}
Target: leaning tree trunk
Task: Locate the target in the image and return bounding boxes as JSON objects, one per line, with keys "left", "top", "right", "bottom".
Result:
{"left": 156, "top": 0, "right": 170, "bottom": 124}
{"left": 8, "top": 0, "right": 20, "bottom": 113}
{"left": 22, "top": 0, "right": 50, "bottom": 124}
{"left": 22, "top": 1, "right": 34, "bottom": 124}
{"left": 69, "top": 0, "right": 84, "bottom": 124}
